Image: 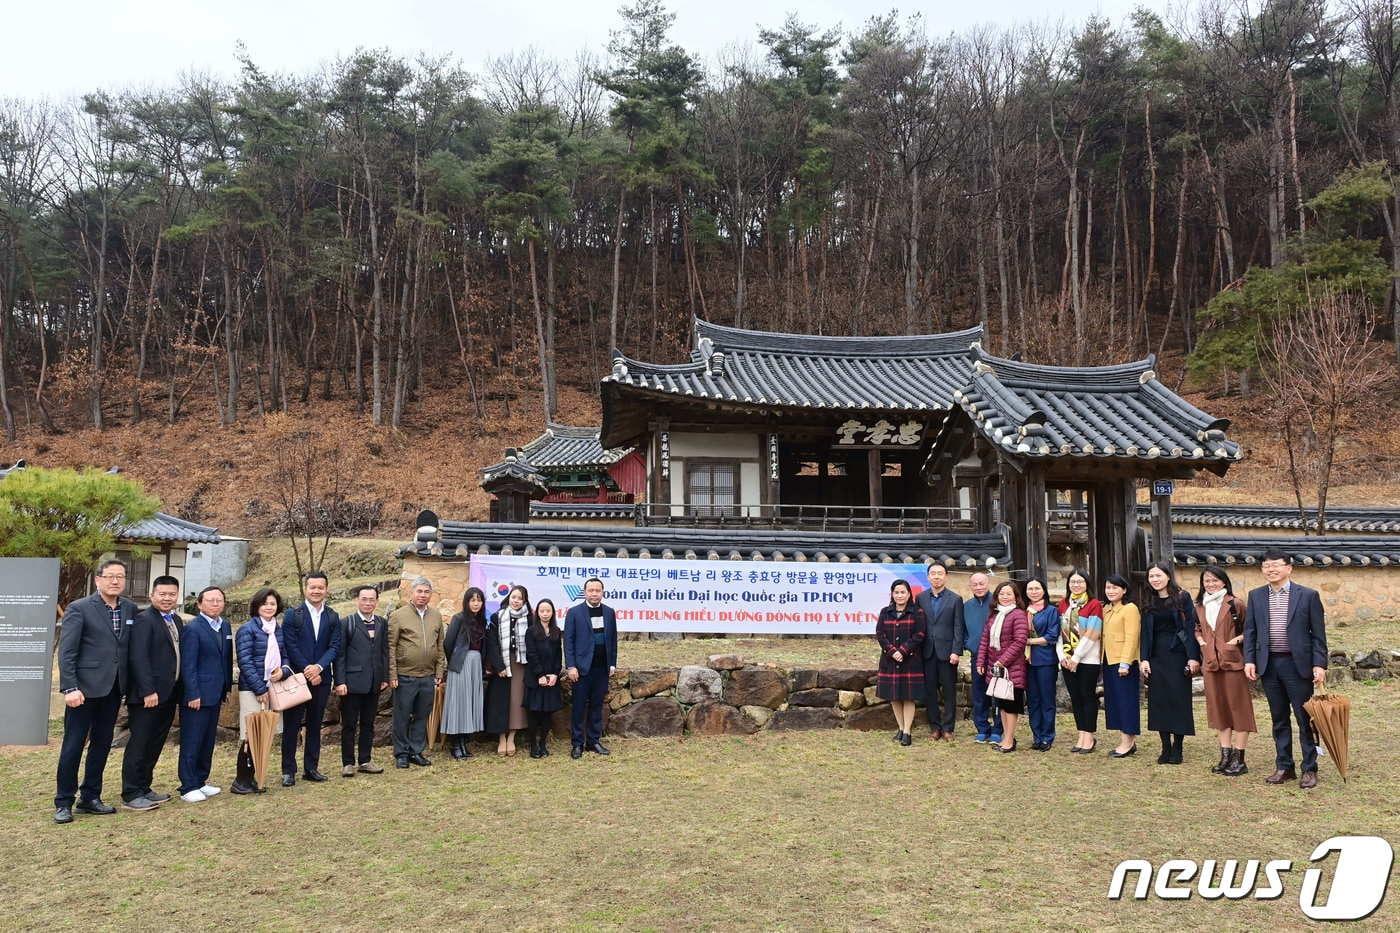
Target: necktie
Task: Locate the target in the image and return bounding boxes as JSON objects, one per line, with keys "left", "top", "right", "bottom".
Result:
{"left": 163, "top": 613, "right": 181, "bottom": 670}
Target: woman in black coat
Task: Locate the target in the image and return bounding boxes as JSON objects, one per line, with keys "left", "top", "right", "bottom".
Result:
{"left": 1141, "top": 560, "right": 1202, "bottom": 765}
{"left": 523, "top": 599, "right": 564, "bottom": 759}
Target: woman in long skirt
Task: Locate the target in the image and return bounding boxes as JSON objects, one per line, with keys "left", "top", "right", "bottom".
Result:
{"left": 1101, "top": 573, "right": 1142, "bottom": 759}
{"left": 484, "top": 584, "right": 531, "bottom": 756}
{"left": 875, "top": 579, "right": 926, "bottom": 747}
{"left": 442, "top": 587, "right": 487, "bottom": 760}
{"left": 1194, "top": 565, "right": 1256, "bottom": 776}
{"left": 1141, "top": 561, "right": 1201, "bottom": 765}
{"left": 524, "top": 599, "right": 565, "bottom": 759}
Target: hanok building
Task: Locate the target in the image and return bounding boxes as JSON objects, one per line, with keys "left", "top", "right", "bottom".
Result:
{"left": 520, "top": 423, "right": 643, "bottom": 509}
{"left": 420, "top": 319, "right": 1245, "bottom": 594}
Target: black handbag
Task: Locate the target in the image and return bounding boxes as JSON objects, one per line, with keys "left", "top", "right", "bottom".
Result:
{"left": 235, "top": 740, "right": 262, "bottom": 792}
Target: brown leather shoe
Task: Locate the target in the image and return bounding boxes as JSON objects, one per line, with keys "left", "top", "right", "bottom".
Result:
{"left": 1265, "top": 768, "right": 1297, "bottom": 784}
{"left": 930, "top": 728, "right": 944, "bottom": 741}
{"left": 358, "top": 763, "right": 384, "bottom": 774}
{"left": 1299, "top": 770, "right": 1318, "bottom": 789}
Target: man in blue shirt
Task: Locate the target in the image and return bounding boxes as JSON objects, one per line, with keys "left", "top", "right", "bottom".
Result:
{"left": 962, "top": 572, "right": 998, "bottom": 743}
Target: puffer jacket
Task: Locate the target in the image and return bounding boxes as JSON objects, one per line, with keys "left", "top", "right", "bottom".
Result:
{"left": 235, "top": 619, "right": 294, "bottom": 696}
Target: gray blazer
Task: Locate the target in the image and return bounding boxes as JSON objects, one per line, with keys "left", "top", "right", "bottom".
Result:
{"left": 57, "top": 591, "right": 138, "bottom": 697}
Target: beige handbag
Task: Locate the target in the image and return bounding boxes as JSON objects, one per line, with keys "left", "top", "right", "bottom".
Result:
{"left": 267, "top": 671, "right": 312, "bottom": 711}
{"left": 986, "top": 664, "right": 1017, "bottom": 701}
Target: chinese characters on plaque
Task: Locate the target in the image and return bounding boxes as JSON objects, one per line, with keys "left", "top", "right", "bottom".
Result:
{"left": 834, "top": 419, "right": 923, "bottom": 447}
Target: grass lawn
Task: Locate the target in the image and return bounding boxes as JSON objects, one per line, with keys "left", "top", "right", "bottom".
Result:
{"left": 2, "top": 677, "right": 1395, "bottom": 931}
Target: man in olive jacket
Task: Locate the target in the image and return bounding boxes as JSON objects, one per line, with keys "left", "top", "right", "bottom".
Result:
{"left": 387, "top": 577, "right": 445, "bottom": 769}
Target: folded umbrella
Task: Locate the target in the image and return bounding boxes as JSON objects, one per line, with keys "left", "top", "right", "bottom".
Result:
{"left": 1303, "top": 686, "right": 1351, "bottom": 782}
{"left": 427, "top": 681, "right": 446, "bottom": 751}
{"left": 245, "top": 709, "right": 281, "bottom": 789}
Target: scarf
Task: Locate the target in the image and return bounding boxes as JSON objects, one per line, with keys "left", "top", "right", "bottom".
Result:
{"left": 497, "top": 606, "right": 530, "bottom": 673}
{"left": 989, "top": 605, "right": 1013, "bottom": 652}
{"left": 1061, "top": 591, "right": 1087, "bottom": 651}
{"left": 1202, "top": 589, "right": 1227, "bottom": 631}
{"left": 261, "top": 616, "right": 282, "bottom": 679}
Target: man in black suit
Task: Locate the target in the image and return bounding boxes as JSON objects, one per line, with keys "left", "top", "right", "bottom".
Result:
{"left": 564, "top": 578, "right": 618, "bottom": 759}
{"left": 334, "top": 584, "right": 390, "bottom": 777}
{"left": 54, "top": 559, "right": 137, "bottom": 824}
{"left": 915, "top": 562, "right": 965, "bottom": 740}
{"left": 119, "top": 575, "right": 184, "bottom": 811}
{"left": 1244, "top": 550, "right": 1328, "bottom": 790}
{"left": 281, "top": 571, "right": 342, "bottom": 785}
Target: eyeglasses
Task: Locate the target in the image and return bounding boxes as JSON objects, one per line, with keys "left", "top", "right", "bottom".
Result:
{"left": 97, "top": 574, "right": 126, "bottom": 580}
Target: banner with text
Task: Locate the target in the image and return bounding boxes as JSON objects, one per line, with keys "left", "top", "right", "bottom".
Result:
{"left": 467, "top": 554, "right": 928, "bottom": 635}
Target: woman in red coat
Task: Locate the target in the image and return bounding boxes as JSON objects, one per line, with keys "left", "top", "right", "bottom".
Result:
{"left": 976, "top": 580, "right": 1029, "bottom": 753}
{"left": 875, "top": 579, "right": 927, "bottom": 747}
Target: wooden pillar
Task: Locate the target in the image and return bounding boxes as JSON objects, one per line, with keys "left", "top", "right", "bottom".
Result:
{"left": 997, "top": 455, "right": 1024, "bottom": 572}
{"left": 1024, "top": 463, "right": 1048, "bottom": 581}
{"left": 1093, "top": 482, "right": 1127, "bottom": 578}
{"left": 764, "top": 433, "right": 780, "bottom": 517}
{"left": 867, "top": 447, "right": 882, "bottom": 510}
{"left": 1150, "top": 481, "right": 1173, "bottom": 566}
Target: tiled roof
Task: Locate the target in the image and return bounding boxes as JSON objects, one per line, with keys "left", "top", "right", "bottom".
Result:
{"left": 479, "top": 451, "right": 548, "bottom": 495}
{"left": 119, "top": 511, "right": 221, "bottom": 544}
{"left": 604, "top": 318, "right": 983, "bottom": 414}
{"left": 1170, "top": 534, "right": 1400, "bottom": 567}
{"left": 530, "top": 502, "right": 637, "bottom": 520}
{"left": 520, "top": 423, "right": 633, "bottom": 470}
{"left": 930, "top": 345, "right": 1241, "bottom": 470}
{"left": 405, "top": 520, "right": 1011, "bottom": 568}
{"left": 1143, "top": 504, "right": 1400, "bottom": 534}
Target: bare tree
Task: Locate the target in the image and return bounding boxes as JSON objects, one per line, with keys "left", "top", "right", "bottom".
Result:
{"left": 270, "top": 430, "right": 350, "bottom": 588}
{"left": 1258, "top": 290, "right": 1395, "bottom": 533}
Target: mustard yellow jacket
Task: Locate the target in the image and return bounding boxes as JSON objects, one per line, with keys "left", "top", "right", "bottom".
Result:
{"left": 1102, "top": 601, "right": 1142, "bottom": 665}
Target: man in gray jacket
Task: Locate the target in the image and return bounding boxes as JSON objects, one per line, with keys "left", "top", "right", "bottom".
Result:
{"left": 54, "top": 559, "right": 138, "bottom": 824}
{"left": 915, "top": 562, "right": 965, "bottom": 740}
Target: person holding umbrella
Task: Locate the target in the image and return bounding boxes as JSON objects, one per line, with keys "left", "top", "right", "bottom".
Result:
{"left": 232, "top": 587, "right": 294, "bottom": 794}
{"left": 1243, "top": 551, "right": 1328, "bottom": 789}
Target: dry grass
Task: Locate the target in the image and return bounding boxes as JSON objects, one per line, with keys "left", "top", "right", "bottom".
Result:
{"left": 1, "top": 677, "right": 1396, "bottom": 931}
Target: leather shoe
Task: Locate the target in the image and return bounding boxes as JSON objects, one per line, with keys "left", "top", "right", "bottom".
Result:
{"left": 145, "top": 791, "right": 171, "bottom": 803}
{"left": 230, "top": 780, "right": 258, "bottom": 795}
{"left": 571, "top": 746, "right": 583, "bottom": 759}
{"left": 341, "top": 765, "right": 356, "bottom": 778}
{"left": 409, "top": 754, "right": 432, "bottom": 766}
{"left": 587, "top": 742, "right": 610, "bottom": 756}
{"left": 930, "top": 728, "right": 944, "bottom": 741}
{"left": 358, "top": 763, "right": 384, "bottom": 774}
{"left": 121, "top": 796, "right": 160, "bottom": 811}
{"left": 1265, "top": 768, "right": 1297, "bottom": 784}
{"left": 394, "top": 757, "right": 410, "bottom": 769}
{"left": 1109, "top": 745, "right": 1137, "bottom": 759}
{"left": 281, "top": 774, "right": 296, "bottom": 787}
{"left": 1299, "top": 770, "right": 1318, "bottom": 789}
{"left": 75, "top": 798, "right": 116, "bottom": 815}
{"left": 303, "top": 770, "right": 328, "bottom": 782}
{"left": 53, "top": 806, "right": 73, "bottom": 824}
{"left": 899, "top": 732, "right": 913, "bottom": 747}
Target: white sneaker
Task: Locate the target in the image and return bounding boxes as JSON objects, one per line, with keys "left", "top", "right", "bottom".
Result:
{"left": 199, "top": 784, "right": 221, "bottom": 797}
{"left": 180, "top": 789, "right": 207, "bottom": 803}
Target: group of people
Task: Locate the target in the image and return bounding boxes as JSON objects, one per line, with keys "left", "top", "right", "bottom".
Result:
{"left": 52, "top": 564, "right": 620, "bottom": 824}
{"left": 874, "top": 551, "right": 1329, "bottom": 789}
{"left": 51, "top": 546, "right": 1332, "bottom": 825}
